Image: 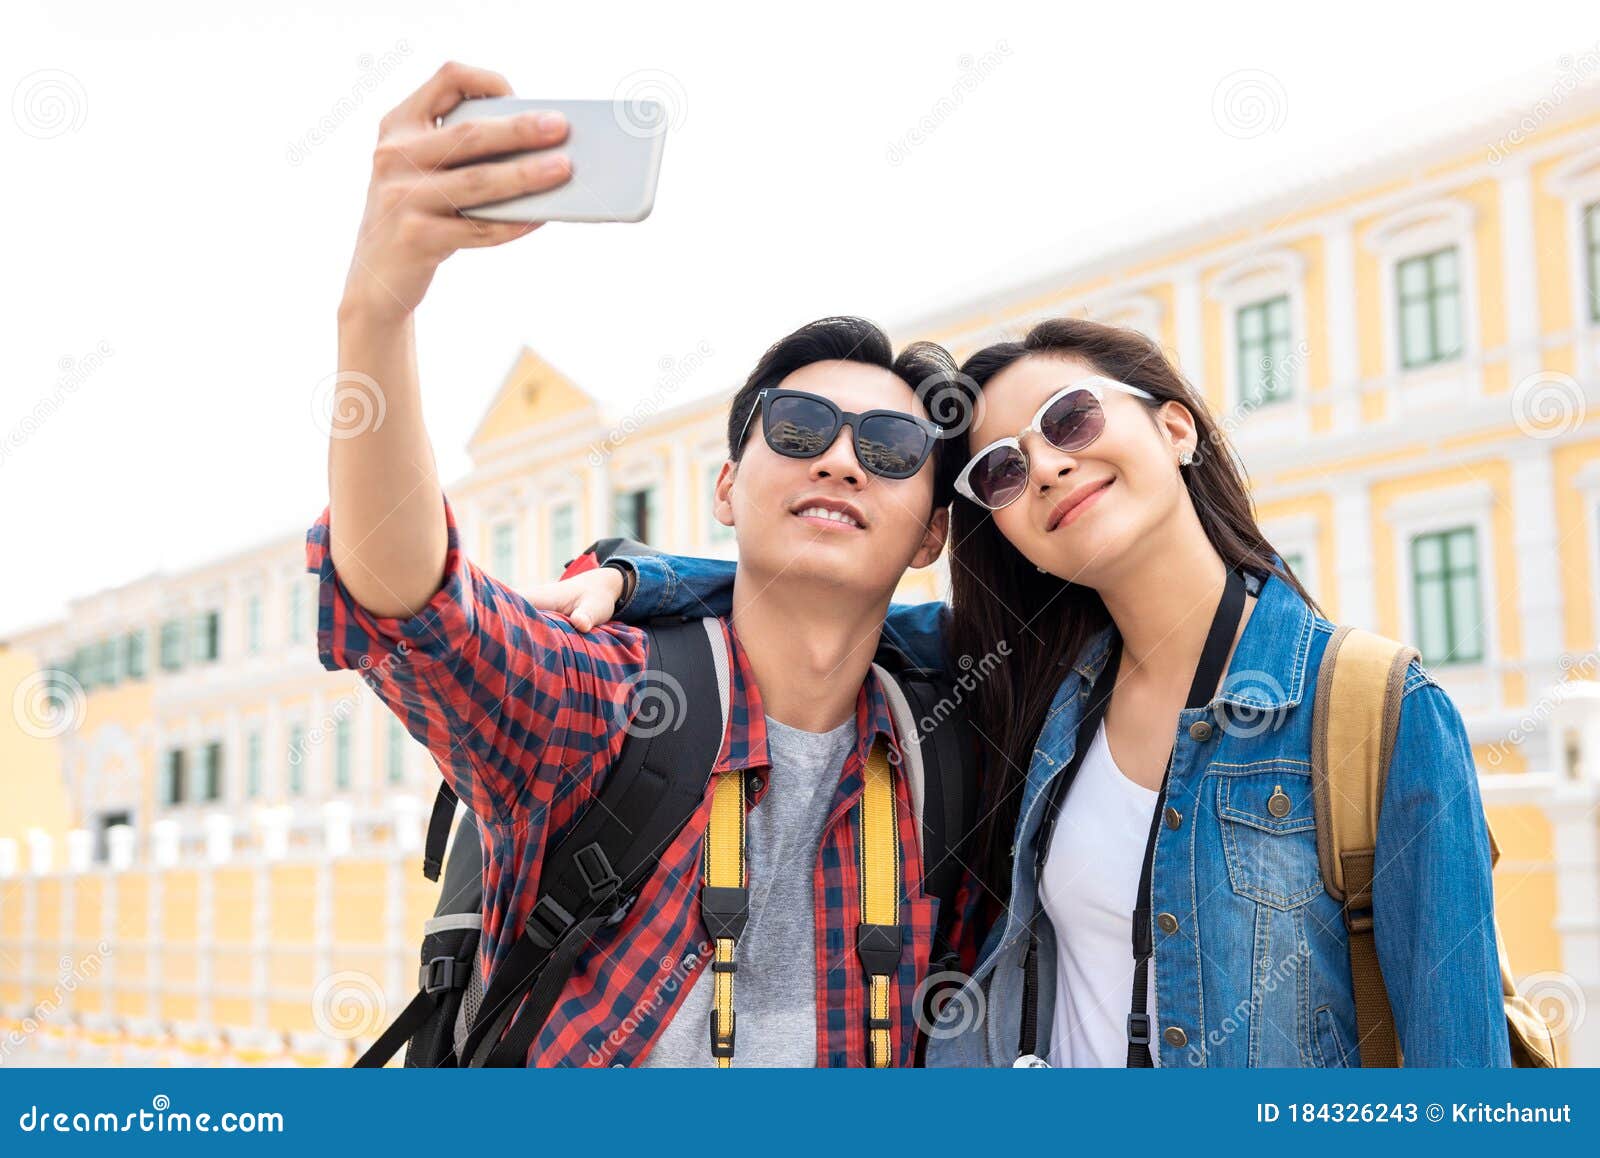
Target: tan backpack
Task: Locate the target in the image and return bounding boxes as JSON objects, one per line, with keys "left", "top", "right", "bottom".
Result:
{"left": 1309, "top": 625, "right": 1559, "bottom": 1067}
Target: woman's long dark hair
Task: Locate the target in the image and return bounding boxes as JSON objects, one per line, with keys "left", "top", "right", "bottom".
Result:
{"left": 944, "top": 318, "right": 1324, "bottom": 902}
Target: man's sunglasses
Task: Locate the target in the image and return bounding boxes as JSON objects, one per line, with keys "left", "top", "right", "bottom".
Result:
{"left": 737, "top": 388, "right": 942, "bottom": 480}
{"left": 953, "top": 377, "right": 1158, "bottom": 510}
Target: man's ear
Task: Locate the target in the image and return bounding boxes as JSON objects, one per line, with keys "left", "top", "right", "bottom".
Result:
{"left": 712, "top": 459, "right": 736, "bottom": 532}
{"left": 910, "top": 505, "right": 949, "bottom": 569}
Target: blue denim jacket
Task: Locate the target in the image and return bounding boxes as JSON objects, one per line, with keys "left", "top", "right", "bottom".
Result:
{"left": 617, "top": 553, "right": 1511, "bottom": 1067}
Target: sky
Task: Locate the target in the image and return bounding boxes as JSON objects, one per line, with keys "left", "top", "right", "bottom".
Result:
{"left": 3, "top": 0, "right": 1599, "bottom": 636}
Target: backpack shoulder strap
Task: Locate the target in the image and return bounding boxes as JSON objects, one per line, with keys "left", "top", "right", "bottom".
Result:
{"left": 1311, "top": 624, "right": 1417, "bottom": 1067}
{"left": 869, "top": 659, "right": 979, "bottom": 965}
{"left": 464, "top": 616, "right": 731, "bottom": 1067}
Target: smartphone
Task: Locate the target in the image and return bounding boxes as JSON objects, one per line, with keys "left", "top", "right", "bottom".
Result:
{"left": 436, "top": 97, "right": 667, "bottom": 223}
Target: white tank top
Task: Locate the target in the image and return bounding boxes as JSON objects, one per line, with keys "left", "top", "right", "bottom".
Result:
{"left": 1037, "top": 718, "right": 1161, "bottom": 1067}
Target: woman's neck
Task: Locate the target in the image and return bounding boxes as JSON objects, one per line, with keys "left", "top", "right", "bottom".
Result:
{"left": 1096, "top": 518, "right": 1249, "bottom": 686}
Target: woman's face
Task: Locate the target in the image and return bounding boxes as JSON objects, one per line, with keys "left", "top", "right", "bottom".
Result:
{"left": 964, "top": 353, "right": 1196, "bottom": 587}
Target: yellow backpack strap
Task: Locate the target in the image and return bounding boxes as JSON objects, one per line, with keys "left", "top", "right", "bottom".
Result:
{"left": 857, "top": 739, "right": 902, "bottom": 1068}
{"left": 1310, "top": 625, "right": 1416, "bottom": 1068}
{"left": 701, "top": 769, "right": 749, "bottom": 1067}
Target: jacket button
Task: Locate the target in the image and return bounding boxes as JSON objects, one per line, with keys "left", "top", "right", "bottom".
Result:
{"left": 1156, "top": 912, "right": 1179, "bottom": 934}
{"left": 1188, "top": 720, "right": 1213, "bottom": 741}
{"left": 748, "top": 774, "right": 765, "bottom": 794}
{"left": 1164, "top": 806, "right": 1182, "bottom": 830}
{"left": 1163, "top": 1026, "right": 1188, "bottom": 1048}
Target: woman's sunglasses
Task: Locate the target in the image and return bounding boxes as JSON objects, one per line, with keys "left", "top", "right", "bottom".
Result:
{"left": 953, "top": 377, "right": 1158, "bottom": 510}
{"left": 737, "top": 387, "right": 942, "bottom": 480}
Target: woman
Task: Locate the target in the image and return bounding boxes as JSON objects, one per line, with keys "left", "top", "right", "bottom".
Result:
{"left": 537, "top": 317, "right": 1511, "bottom": 1068}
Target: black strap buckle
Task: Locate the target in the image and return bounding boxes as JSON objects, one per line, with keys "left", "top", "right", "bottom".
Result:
{"left": 419, "top": 956, "right": 467, "bottom": 995}
{"left": 574, "top": 842, "right": 622, "bottom": 902}
{"left": 700, "top": 885, "right": 750, "bottom": 943}
{"left": 856, "top": 923, "right": 902, "bottom": 977}
{"left": 1126, "top": 1013, "right": 1151, "bottom": 1047}
{"left": 524, "top": 895, "right": 577, "bottom": 951}
{"left": 709, "top": 1009, "right": 737, "bottom": 1059}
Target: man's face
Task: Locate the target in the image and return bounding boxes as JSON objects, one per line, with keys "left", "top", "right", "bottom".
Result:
{"left": 714, "top": 359, "right": 948, "bottom": 599}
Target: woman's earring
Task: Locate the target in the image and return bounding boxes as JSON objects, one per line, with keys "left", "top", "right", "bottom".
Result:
{"left": 1178, "top": 447, "right": 1194, "bottom": 467}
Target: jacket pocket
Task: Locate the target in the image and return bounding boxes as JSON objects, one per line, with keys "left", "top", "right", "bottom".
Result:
{"left": 1312, "top": 1003, "right": 1352, "bottom": 1068}
{"left": 1215, "top": 765, "right": 1324, "bottom": 911}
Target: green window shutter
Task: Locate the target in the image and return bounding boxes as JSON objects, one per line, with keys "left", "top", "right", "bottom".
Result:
{"left": 334, "top": 720, "right": 352, "bottom": 790}
{"left": 163, "top": 749, "right": 187, "bottom": 805}
{"left": 1586, "top": 201, "right": 1600, "bottom": 324}
{"left": 288, "top": 725, "right": 305, "bottom": 795}
{"left": 203, "top": 741, "right": 224, "bottom": 801}
{"left": 491, "top": 520, "right": 517, "bottom": 580}
{"left": 1235, "top": 295, "right": 1293, "bottom": 408}
{"left": 124, "top": 630, "right": 147, "bottom": 680}
{"left": 192, "top": 610, "right": 220, "bottom": 663}
{"left": 246, "top": 730, "right": 262, "bottom": 799}
{"left": 386, "top": 716, "right": 406, "bottom": 784}
{"left": 548, "top": 504, "right": 576, "bottom": 575}
{"left": 1410, "top": 526, "right": 1483, "bottom": 666}
{"left": 1396, "top": 248, "right": 1464, "bottom": 369}
{"left": 247, "top": 595, "right": 262, "bottom": 655}
{"left": 159, "top": 620, "right": 186, "bottom": 671}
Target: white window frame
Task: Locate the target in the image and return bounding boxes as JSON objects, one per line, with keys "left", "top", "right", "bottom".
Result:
{"left": 611, "top": 457, "right": 666, "bottom": 546}
{"left": 697, "top": 439, "right": 738, "bottom": 557}
{"left": 1546, "top": 145, "right": 1600, "bottom": 379}
{"left": 1363, "top": 198, "right": 1482, "bottom": 410}
{"left": 1207, "top": 249, "right": 1310, "bottom": 444}
{"left": 1384, "top": 479, "right": 1499, "bottom": 713}
{"left": 544, "top": 490, "right": 581, "bottom": 578}
{"left": 489, "top": 515, "right": 519, "bottom": 584}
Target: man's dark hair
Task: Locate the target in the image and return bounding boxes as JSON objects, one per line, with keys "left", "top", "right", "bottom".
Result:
{"left": 725, "top": 316, "right": 961, "bottom": 508}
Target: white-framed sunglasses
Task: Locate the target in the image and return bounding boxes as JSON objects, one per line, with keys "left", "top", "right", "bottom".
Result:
{"left": 953, "top": 377, "right": 1158, "bottom": 510}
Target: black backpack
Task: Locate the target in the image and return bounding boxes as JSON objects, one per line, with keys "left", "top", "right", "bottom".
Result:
{"left": 356, "top": 559, "right": 979, "bottom": 1068}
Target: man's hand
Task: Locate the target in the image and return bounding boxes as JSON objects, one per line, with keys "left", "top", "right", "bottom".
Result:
{"left": 341, "top": 60, "right": 572, "bottom": 323}
{"left": 522, "top": 567, "right": 626, "bottom": 632}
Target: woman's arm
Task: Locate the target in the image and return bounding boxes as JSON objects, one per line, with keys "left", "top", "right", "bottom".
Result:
{"left": 1371, "top": 663, "right": 1512, "bottom": 1067}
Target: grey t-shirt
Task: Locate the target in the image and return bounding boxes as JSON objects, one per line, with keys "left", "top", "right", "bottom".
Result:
{"left": 641, "top": 713, "right": 857, "bottom": 1067}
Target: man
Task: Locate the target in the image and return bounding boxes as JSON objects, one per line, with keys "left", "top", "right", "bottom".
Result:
{"left": 312, "top": 61, "right": 980, "bottom": 1067}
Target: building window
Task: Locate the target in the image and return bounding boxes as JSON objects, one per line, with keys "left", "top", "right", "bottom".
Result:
{"left": 1586, "top": 201, "right": 1600, "bottom": 324}
{"left": 201, "top": 740, "right": 224, "bottom": 802}
{"left": 334, "top": 719, "right": 352, "bottom": 791}
{"left": 1280, "top": 551, "right": 1305, "bottom": 579}
{"left": 1235, "top": 295, "right": 1294, "bottom": 407}
{"left": 548, "top": 503, "right": 577, "bottom": 576}
{"left": 159, "top": 619, "right": 186, "bottom": 671}
{"left": 287, "top": 724, "right": 306, "bottom": 795}
{"left": 247, "top": 594, "right": 263, "bottom": 655}
{"left": 246, "top": 730, "right": 262, "bottom": 799}
{"left": 1396, "top": 247, "right": 1463, "bottom": 369}
{"left": 192, "top": 610, "right": 221, "bottom": 663}
{"left": 491, "top": 519, "right": 517, "bottom": 581}
{"left": 1410, "top": 526, "right": 1484, "bottom": 666}
{"left": 124, "top": 629, "right": 147, "bottom": 680}
{"left": 705, "top": 462, "right": 734, "bottom": 543}
{"left": 290, "top": 581, "right": 310, "bottom": 646}
{"left": 98, "top": 638, "right": 120, "bottom": 688}
{"left": 162, "top": 748, "right": 187, "bottom": 805}
{"left": 613, "top": 485, "right": 659, "bottom": 545}
{"left": 386, "top": 716, "right": 406, "bottom": 784}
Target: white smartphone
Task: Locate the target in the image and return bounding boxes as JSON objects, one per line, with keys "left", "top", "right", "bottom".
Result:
{"left": 436, "top": 97, "right": 667, "bottom": 223}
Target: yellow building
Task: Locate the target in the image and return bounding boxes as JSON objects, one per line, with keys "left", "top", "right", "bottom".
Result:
{"left": 3, "top": 79, "right": 1600, "bottom": 1065}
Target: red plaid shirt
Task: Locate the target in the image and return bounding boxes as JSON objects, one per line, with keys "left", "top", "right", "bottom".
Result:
{"left": 306, "top": 495, "right": 982, "bottom": 1067}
